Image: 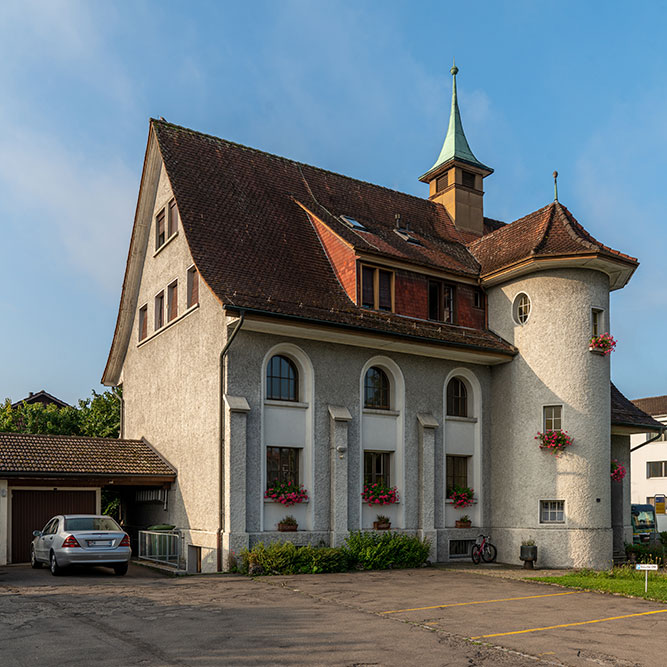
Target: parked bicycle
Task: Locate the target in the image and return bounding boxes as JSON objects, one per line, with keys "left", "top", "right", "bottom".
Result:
{"left": 471, "top": 534, "right": 497, "bottom": 564}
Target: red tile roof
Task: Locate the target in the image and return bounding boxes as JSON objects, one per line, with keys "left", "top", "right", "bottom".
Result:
{"left": 468, "top": 202, "right": 638, "bottom": 276}
{"left": 612, "top": 384, "right": 664, "bottom": 430}
{"left": 152, "top": 120, "right": 515, "bottom": 356}
{"left": 0, "top": 432, "right": 176, "bottom": 478}
{"left": 631, "top": 395, "right": 667, "bottom": 418}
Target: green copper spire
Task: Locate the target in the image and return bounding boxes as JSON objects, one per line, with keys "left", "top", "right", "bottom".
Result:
{"left": 422, "top": 62, "right": 492, "bottom": 178}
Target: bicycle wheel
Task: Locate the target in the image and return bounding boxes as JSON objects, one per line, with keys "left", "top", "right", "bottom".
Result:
{"left": 481, "top": 543, "right": 497, "bottom": 563}
{"left": 471, "top": 545, "right": 481, "bottom": 564}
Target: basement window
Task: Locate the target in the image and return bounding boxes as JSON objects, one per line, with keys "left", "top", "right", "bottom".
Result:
{"left": 540, "top": 500, "right": 565, "bottom": 524}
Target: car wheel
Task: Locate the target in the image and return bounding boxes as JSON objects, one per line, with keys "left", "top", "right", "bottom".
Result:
{"left": 113, "top": 563, "right": 129, "bottom": 576}
{"left": 50, "top": 551, "right": 64, "bottom": 576}
{"left": 30, "top": 546, "right": 42, "bottom": 569}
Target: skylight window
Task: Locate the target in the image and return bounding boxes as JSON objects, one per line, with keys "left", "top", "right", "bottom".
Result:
{"left": 340, "top": 215, "right": 367, "bottom": 231}
{"left": 394, "top": 229, "right": 423, "bottom": 246}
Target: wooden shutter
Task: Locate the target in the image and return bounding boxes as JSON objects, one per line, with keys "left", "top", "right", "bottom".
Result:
{"left": 378, "top": 270, "right": 392, "bottom": 311}
{"left": 189, "top": 268, "right": 199, "bottom": 307}
{"left": 168, "top": 200, "right": 178, "bottom": 237}
{"left": 361, "top": 267, "right": 374, "bottom": 307}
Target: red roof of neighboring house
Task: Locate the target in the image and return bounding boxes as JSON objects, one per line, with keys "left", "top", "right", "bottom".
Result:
{"left": 468, "top": 201, "right": 638, "bottom": 277}
{"left": 631, "top": 395, "right": 667, "bottom": 418}
{"left": 0, "top": 432, "right": 176, "bottom": 479}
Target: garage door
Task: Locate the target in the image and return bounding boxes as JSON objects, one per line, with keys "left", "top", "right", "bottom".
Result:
{"left": 11, "top": 489, "right": 97, "bottom": 563}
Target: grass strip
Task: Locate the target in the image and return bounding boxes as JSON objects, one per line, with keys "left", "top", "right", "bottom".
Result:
{"left": 533, "top": 567, "right": 667, "bottom": 603}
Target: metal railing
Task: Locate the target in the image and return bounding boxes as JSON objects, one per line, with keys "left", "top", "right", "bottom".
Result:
{"left": 138, "top": 530, "right": 180, "bottom": 568}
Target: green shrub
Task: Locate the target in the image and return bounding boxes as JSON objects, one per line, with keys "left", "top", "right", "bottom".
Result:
{"left": 343, "top": 531, "right": 431, "bottom": 570}
{"left": 239, "top": 542, "right": 348, "bottom": 575}
{"left": 660, "top": 532, "right": 667, "bottom": 548}
{"left": 625, "top": 542, "right": 666, "bottom": 565}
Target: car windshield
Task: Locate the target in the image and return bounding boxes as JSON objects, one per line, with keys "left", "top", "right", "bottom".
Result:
{"left": 64, "top": 517, "right": 120, "bottom": 532}
{"left": 632, "top": 511, "right": 656, "bottom": 531}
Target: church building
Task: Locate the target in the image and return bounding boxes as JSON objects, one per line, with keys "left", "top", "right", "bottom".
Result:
{"left": 103, "top": 66, "right": 660, "bottom": 571}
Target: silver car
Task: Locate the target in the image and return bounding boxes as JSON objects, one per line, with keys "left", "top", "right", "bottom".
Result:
{"left": 30, "top": 514, "right": 131, "bottom": 576}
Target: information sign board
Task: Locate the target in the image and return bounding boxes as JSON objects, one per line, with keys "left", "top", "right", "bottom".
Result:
{"left": 636, "top": 564, "right": 659, "bottom": 571}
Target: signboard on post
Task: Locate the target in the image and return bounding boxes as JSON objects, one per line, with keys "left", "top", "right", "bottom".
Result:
{"left": 655, "top": 495, "right": 666, "bottom": 514}
{"left": 636, "top": 563, "right": 659, "bottom": 592}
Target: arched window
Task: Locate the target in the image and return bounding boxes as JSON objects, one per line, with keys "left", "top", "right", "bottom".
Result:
{"left": 266, "top": 355, "right": 298, "bottom": 401}
{"left": 446, "top": 378, "right": 468, "bottom": 417}
{"left": 364, "top": 367, "right": 390, "bottom": 410}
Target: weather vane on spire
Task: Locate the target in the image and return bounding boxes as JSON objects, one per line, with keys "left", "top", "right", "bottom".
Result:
{"left": 553, "top": 171, "right": 559, "bottom": 202}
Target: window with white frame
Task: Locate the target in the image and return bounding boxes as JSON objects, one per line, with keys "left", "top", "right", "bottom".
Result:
{"left": 513, "top": 292, "right": 531, "bottom": 324}
{"left": 543, "top": 405, "right": 562, "bottom": 432}
{"left": 540, "top": 500, "right": 565, "bottom": 523}
{"left": 647, "top": 461, "right": 667, "bottom": 478}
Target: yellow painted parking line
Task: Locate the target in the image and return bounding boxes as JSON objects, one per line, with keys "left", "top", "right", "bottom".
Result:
{"left": 380, "top": 590, "right": 583, "bottom": 614}
{"left": 470, "top": 608, "right": 667, "bottom": 639}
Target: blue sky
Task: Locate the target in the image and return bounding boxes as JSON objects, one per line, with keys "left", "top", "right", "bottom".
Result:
{"left": 1, "top": 0, "right": 665, "bottom": 404}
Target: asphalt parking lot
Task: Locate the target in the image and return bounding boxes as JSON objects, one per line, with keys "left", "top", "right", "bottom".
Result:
{"left": 1, "top": 562, "right": 664, "bottom": 666}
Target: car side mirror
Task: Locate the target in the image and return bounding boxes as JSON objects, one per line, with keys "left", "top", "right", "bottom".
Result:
{"left": 32, "top": 530, "right": 42, "bottom": 537}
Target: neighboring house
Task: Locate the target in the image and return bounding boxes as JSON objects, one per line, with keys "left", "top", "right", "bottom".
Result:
{"left": 0, "top": 433, "right": 175, "bottom": 564}
{"left": 630, "top": 395, "right": 667, "bottom": 528}
{"left": 11, "top": 390, "right": 70, "bottom": 409}
{"left": 102, "top": 66, "right": 659, "bottom": 572}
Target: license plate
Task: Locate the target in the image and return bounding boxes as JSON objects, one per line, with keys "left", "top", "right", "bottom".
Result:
{"left": 88, "top": 540, "right": 112, "bottom": 547}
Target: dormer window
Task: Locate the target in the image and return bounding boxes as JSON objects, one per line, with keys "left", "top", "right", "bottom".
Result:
{"left": 361, "top": 266, "right": 393, "bottom": 312}
{"left": 428, "top": 280, "right": 454, "bottom": 323}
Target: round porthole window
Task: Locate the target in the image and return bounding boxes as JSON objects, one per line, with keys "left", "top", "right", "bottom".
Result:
{"left": 513, "top": 292, "right": 531, "bottom": 325}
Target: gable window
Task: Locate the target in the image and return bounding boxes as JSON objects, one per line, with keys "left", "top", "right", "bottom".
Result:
{"left": 266, "top": 446, "right": 299, "bottom": 487}
{"left": 446, "top": 378, "right": 468, "bottom": 417}
{"left": 544, "top": 405, "right": 562, "bottom": 432}
{"left": 540, "top": 500, "right": 565, "bottom": 524}
{"left": 513, "top": 292, "right": 531, "bottom": 324}
{"left": 156, "top": 209, "right": 166, "bottom": 250}
{"left": 361, "top": 265, "right": 393, "bottom": 311}
{"left": 167, "top": 280, "right": 178, "bottom": 322}
{"left": 446, "top": 455, "right": 468, "bottom": 496}
{"left": 428, "top": 281, "right": 454, "bottom": 323}
{"left": 364, "top": 366, "right": 390, "bottom": 410}
{"left": 187, "top": 266, "right": 199, "bottom": 308}
{"left": 364, "top": 451, "right": 390, "bottom": 486}
{"left": 647, "top": 461, "right": 667, "bottom": 478}
{"left": 266, "top": 355, "right": 298, "bottom": 402}
{"left": 138, "top": 305, "right": 148, "bottom": 342}
{"left": 167, "top": 199, "right": 178, "bottom": 237}
{"left": 154, "top": 291, "right": 164, "bottom": 330}
{"left": 591, "top": 308, "right": 604, "bottom": 337}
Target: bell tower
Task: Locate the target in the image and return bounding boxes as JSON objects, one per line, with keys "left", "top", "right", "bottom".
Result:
{"left": 420, "top": 63, "right": 493, "bottom": 236}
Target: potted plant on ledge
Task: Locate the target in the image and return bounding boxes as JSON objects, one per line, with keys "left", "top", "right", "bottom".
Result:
{"left": 535, "top": 430, "right": 573, "bottom": 457}
{"left": 520, "top": 539, "right": 537, "bottom": 569}
{"left": 277, "top": 515, "right": 298, "bottom": 532}
{"left": 455, "top": 514, "right": 472, "bottom": 529}
{"left": 362, "top": 480, "right": 399, "bottom": 506}
{"left": 264, "top": 480, "right": 309, "bottom": 506}
{"left": 589, "top": 332, "right": 617, "bottom": 356}
{"left": 373, "top": 514, "right": 391, "bottom": 530}
{"left": 449, "top": 485, "right": 474, "bottom": 509}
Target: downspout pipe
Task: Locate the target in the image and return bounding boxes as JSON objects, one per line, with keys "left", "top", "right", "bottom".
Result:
{"left": 217, "top": 311, "right": 245, "bottom": 572}
{"left": 630, "top": 426, "right": 666, "bottom": 453}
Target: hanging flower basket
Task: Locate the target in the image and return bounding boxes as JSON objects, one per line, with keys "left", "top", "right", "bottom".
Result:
{"left": 264, "top": 481, "right": 309, "bottom": 506}
{"left": 449, "top": 486, "right": 474, "bottom": 509}
{"left": 589, "top": 333, "right": 617, "bottom": 356}
{"left": 611, "top": 459, "right": 626, "bottom": 482}
{"left": 535, "top": 430, "right": 574, "bottom": 457}
{"left": 362, "top": 480, "right": 399, "bottom": 505}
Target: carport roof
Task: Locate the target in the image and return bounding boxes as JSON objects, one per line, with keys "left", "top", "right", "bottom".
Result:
{"left": 0, "top": 432, "right": 176, "bottom": 480}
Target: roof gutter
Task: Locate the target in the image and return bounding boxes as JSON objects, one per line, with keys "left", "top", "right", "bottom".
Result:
{"left": 217, "top": 310, "right": 246, "bottom": 572}
{"left": 223, "top": 305, "right": 516, "bottom": 358}
{"left": 630, "top": 425, "right": 667, "bottom": 453}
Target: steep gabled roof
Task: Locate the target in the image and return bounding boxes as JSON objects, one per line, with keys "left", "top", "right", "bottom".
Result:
{"left": 11, "top": 390, "right": 70, "bottom": 409}
{"left": 612, "top": 384, "right": 665, "bottom": 431}
{"left": 468, "top": 202, "right": 638, "bottom": 288}
{"left": 149, "top": 120, "right": 515, "bottom": 356}
{"left": 0, "top": 432, "right": 176, "bottom": 479}
{"left": 632, "top": 395, "right": 667, "bottom": 418}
